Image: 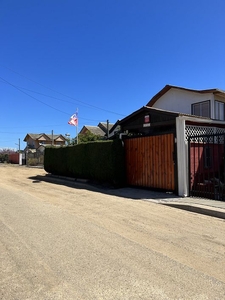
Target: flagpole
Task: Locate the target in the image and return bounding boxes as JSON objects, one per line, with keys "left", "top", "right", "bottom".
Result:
{"left": 76, "top": 122, "right": 78, "bottom": 144}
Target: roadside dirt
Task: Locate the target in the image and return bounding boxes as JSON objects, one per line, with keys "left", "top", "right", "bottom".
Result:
{"left": 1, "top": 164, "right": 225, "bottom": 299}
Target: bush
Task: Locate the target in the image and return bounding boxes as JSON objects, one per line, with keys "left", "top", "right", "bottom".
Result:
{"left": 0, "top": 148, "right": 16, "bottom": 163}
{"left": 44, "top": 139, "right": 126, "bottom": 186}
{"left": 0, "top": 153, "right": 9, "bottom": 163}
{"left": 27, "top": 158, "right": 39, "bottom": 166}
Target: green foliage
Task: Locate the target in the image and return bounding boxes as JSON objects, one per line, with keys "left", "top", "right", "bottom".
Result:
{"left": 0, "top": 153, "right": 9, "bottom": 163}
{"left": 44, "top": 140, "right": 126, "bottom": 186}
{"left": 27, "top": 158, "right": 39, "bottom": 166}
{"left": 0, "top": 149, "right": 16, "bottom": 163}
{"left": 68, "top": 132, "right": 104, "bottom": 145}
{"left": 78, "top": 132, "right": 104, "bottom": 143}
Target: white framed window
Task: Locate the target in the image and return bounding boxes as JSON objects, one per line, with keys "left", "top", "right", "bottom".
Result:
{"left": 214, "top": 100, "right": 225, "bottom": 120}
{"left": 191, "top": 100, "right": 210, "bottom": 118}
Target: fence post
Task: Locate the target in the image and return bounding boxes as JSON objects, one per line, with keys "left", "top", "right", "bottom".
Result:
{"left": 176, "top": 116, "right": 188, "bottom": 197}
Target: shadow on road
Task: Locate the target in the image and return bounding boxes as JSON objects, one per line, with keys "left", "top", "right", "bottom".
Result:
{"left": 28, "top": 174, "right": 225, "bottom": 220}
{"left": 28, "top": 174, "right": 178, "bottom": 201}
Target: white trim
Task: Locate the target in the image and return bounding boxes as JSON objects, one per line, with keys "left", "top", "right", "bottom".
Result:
{"left": 176, "top": 116, "right": 188, "bottom": 197}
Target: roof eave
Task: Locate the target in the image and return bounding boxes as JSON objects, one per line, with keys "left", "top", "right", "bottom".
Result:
{"left": 147, "top": 85, "right": 225, "bottom": 107}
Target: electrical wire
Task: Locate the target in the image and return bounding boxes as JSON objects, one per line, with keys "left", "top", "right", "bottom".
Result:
{"left": 0, "top": 65, "right": 126, "bottom": 117}
{"left": 0, "top": 76, "right": 105, "bottom": 122}
{"left": 0, "top": 76, "right": 70, "bottom": 115}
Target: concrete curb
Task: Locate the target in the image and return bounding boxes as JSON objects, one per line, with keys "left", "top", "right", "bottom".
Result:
{"left": 46, "top": 174, "right": 89, "bottom": 183}
{"left": 39, "top": 174, "right": 225, "bottom": 220}
{"left": 161, "top": 202, "right": 225, "bottom": 220}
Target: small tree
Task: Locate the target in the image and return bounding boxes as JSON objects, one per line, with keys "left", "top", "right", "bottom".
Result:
{"left": 69, "top": 132, "right": 104, "bottom": 145}
{"left": 0, "top": 148, "right": 16, "bottom": 163}
{"left": 79, "top": 132, "right": 104, "bottom": 143}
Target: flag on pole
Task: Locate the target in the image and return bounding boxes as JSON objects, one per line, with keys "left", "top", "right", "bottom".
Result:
{"left": 68, "top": 112, "right": 78, "bottom": 126}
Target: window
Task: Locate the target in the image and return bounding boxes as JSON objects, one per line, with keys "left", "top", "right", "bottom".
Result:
{"left": 192, "top": 100, "right": 210, "bottom": 118}
{"left": 214, "top": 101, "right": 225, "bottom": 121}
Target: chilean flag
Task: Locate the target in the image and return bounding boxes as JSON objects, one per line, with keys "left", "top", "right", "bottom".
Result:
{"left": 68, "top": 112, "right": 78, "bottom": 126}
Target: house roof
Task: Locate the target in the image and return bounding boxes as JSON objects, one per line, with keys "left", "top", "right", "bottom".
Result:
{"left": 118, "top": 106, "right": 211, "bottom": 126}
{"left": 109, "top": 120, "right": 121, "bottom": 134}
{"left": 79, "top": 122, "right": 114, "bottom": 136}
{"left": 146, "top": 85, "right": 225, "bottom": 107}
{"left": 23, "top": 133, "right": 66, "bottom": 142}
{"left": 118, "top": 106, "right": 179, "bottom": 125}
{"left": 98, "top": 122, "right": 114, "bottom": 133}
{"left": 79, "top": 126, "right": 106, "bottom": 136}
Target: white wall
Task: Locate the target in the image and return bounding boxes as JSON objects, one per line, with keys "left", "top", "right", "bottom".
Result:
{"left": 152, "top": 88, "right": 214, "bottom": 116}
{"left": 19, "top": 153, "right": 22, "bottom": 165}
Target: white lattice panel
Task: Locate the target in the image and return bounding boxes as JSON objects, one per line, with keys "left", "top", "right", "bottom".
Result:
{"left": 185, "top": 125, "right": 225, "bottom": 143}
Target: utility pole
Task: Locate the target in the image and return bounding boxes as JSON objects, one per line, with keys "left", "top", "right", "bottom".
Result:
{"left": 15, "top": 138, "right": 20, "bottom": 151}
{"left": 65, "top": 133, "right": 70, "bottom": 145}
{"left": 52, "top": 130, "right": 54, "bottom": 145}
{"left": 107, "top": 119, "right": 109, "bottom": 139}
{"left": 76, "top": 108, "right": 78, "bottom": 144}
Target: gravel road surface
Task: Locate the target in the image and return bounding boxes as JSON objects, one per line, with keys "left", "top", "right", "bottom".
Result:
{"left": 0, "top": 164, "right": 225, "bottom": 299}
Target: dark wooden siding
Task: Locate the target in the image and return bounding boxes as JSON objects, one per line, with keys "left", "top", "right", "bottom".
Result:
{"left": 124, "top": 133, "right": 175, "bottom": 190}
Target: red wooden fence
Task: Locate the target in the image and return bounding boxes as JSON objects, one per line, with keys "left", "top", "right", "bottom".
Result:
{"left": 124, "top": 134, "right": 175, "bottom": 191}
{"left": 9, "top": 153, "right": 20, "bottom": 164}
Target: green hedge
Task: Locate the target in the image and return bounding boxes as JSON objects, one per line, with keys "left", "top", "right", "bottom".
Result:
{"left": 0, "top": 153, "right": 9, "bottom": 163}
{"left": 44, "top": 139, "right": 126, "bottom": 186}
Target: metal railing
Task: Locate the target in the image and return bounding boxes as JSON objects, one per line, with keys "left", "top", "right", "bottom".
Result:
{"left": 188, "top": 133, "right": 225, "bottom": 201}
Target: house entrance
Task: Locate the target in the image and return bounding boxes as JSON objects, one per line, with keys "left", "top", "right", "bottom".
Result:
{"left": 124, "top": 133, "right": 176, "bottom": 191}
{"left": 188, "top": 133, "right": 225, "bottom": 200}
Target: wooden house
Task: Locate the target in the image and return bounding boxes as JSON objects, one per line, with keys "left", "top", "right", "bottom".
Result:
{"left": 23, "top": 133, "right": 67, "bottom": 149}
{"left": 117, "top": 106, "right": 225, "bottom": 200}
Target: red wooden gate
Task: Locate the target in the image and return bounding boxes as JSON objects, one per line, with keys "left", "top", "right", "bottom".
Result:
{"left": 124, "top": 133, "right": 175, "bottom": 191}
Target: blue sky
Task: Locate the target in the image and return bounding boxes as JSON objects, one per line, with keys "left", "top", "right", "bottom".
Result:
{"left": 0, "top": 0, "right": 225, "bottom": 150}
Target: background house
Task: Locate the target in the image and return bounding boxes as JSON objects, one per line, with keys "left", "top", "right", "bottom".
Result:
{"left": 23, "top": 133, "right": 67, "bottom": 166}
{"left": 79, "top": 126, "right": 106, "bottom": 137}
{"left": 79, "top": 122, "right": 114, "bottom": 138}
{"left": 108, "top": 121, "right": 121, "bottom": 138}
{"left": 23, "top": 133, "right": 67, "bottom": 149}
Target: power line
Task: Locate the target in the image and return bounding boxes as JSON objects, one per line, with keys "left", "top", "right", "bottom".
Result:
{"left": 0, "top": 76, "right": 110, "bottom": 123}
{"left": 0, "top": 131, "right": 27, "bottom": 134}
{"left": 0, "top": 79, "right": 105, "bottom": 112}
{"left": 0, "top": 76, "right": 70, "bottom": 115}
{"left": 0, "top": 65, "right": 126, "bottom": 117}
{"left": 0, "top": 124, "right": 67, "bottom": 129}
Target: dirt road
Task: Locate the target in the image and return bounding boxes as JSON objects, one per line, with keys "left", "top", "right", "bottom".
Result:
{"left": 0, "top": 164, "right": 225, "bottom": 299}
